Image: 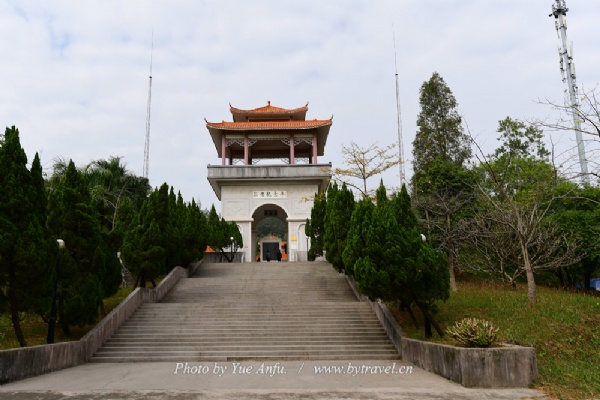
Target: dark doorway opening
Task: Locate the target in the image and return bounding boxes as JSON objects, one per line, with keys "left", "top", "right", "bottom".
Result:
{"left": 262, "top": 242, "right": 280, "bottom": 262}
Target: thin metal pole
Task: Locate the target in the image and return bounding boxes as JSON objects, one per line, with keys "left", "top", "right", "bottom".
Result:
{"left": 393, "top": 25, "right": 406, "bottom": 188}
{"left": 143, "top": 33, "right": 153, "bottom": 179}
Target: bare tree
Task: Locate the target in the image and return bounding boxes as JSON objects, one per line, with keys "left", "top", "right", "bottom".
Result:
{"left": 468, "top": 211, "right": 522, "bottom": 287}
{"left": 535, "top": 86, "right": 600, "bottom": 179}
{"left": 470, "top": 138, "right": 582, "bottom": 306}
{"left": 332, "top": 141, "right": 400, "bottom": 198}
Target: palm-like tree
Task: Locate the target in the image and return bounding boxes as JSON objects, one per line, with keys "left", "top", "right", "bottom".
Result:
{"left": 84, "top": 156, "right": 150, "bottom": 232}
{"left": 48, "top": 156, "right": 151, "bottom": 233}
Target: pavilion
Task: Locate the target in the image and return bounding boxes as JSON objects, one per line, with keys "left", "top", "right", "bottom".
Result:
{"left": 205, "top": 101, "right": 333, "bottom": 262}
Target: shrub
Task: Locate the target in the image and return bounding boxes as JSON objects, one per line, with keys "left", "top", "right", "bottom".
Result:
{"left": 446, "top": 318, "right": 499, "bottom": 348}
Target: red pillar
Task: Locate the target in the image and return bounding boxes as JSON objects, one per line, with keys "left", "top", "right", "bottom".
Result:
{"left": 290, "top": 134, "right": 295, "bottom": 165}
{"left": 312, "top": 132, "right": 318, "bottom": 164}
{"left": 221, "top": 134, "right": 227, "bottom": 166}
{"left": 244, "top": 134, "right": 249, "bottom": 165}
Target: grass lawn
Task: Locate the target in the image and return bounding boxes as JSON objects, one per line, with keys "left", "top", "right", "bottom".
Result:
{"left": 392, "top": 278, "right": 600, "bottom": 400}
{"left": 0, "top": 286, "right": 132, "bottom": 350}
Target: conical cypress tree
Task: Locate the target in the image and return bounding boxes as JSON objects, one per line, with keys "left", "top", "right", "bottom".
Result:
{"left": 342, "top": 197, "right": 375, "bottom": 277}
{"left": 179, "top": 199, "right": 207, "bottom": 266}
{"left": 323, "top": 182, "right": 355, "bottom": 272}
{"left": 111, "top": 196, "right": 137, "bottom": 252}
{"left": 165, "top": 187, "right": 179, "bottom": 268}
{"left": 353, "top": 181, "right": 449, "bottom": 337}
{"left": 354, "top": 182, "right": 395, "bottom": 299}
{"left": 23, "top": 153, "right": 54, "bottom": 315}
{"left": 0, "top": 128, "right": 53, "bottom": 346}
{"left": 206, "top": 204, "right": 222, "bottom": 251}
{"left": 122, "top": 188, "right": 167, "bottom": 287}
{"left": 305, "top": 192, "right": 326, "bottom": 260}
{"left": 190, "top": 199, "right": 208, "bottom": 261}
{"left": 47, "top": 160, "right": 109, "bottom": 333}
{"left": 392, "top": 183, "right": 449, "bottom": 337}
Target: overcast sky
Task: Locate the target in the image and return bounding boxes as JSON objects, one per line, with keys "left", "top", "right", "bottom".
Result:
{"left": 2, "top": 1, "right": 599, "bottom": 211}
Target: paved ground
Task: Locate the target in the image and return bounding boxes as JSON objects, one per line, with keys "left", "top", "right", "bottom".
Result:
{"left": 0, "top": 360, "right": 548, "bottom": 400}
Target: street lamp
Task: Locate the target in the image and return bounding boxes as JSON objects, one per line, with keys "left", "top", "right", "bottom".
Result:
{"left": 229, "top": 236, "right": 235, "bottom": 262}
{"left": 47, "top": 239, "right": 65, "bottom": 344}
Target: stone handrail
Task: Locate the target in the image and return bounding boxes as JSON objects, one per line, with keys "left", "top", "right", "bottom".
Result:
{"left": 0, "top": 260, "right": 202, "bottom": 384}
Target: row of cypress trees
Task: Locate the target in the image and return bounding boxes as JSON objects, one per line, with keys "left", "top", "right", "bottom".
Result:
{"left": 102, "top": 181, "right": 242, "bottom": 292}
{"left": 118, "top": 184, "right": 241, "bottom": 288}
{"left": 0, "top": 127, "right": 53, "bottom": 347}
{"left": 1, "top": 126, "right": 239, "bottom": 347}
{"left": 307, "top": 181, "right": 449, "bottom": 337}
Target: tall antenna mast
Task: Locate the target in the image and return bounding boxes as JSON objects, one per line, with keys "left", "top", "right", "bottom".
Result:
{"left": 143, "top": 33, "right": 153, "bottom": 179}
{"left": 392, "top": 25, "right": 406, "bottom": 188}
{"left": 550, "top": 0, "right": 589, "bottom": 182}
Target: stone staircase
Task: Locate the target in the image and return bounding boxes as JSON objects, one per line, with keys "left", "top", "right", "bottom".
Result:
{"left": 91, "top": 262, "right": 398, "bottom": 362}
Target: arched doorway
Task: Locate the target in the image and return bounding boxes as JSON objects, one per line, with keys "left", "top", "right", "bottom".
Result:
{"left": 252, "top": 203, "right": 288, "bottom": 262}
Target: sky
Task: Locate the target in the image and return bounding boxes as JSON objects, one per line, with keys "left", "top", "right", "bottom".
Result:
{"left": 2, "top": 0, "right": 600, "bottom": 211}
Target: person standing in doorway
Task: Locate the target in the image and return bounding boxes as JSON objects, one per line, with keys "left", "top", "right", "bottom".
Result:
{"left": 276, "top": 250, "right": 282, "bottom": 262}
{"left": 266, "top": 250, "right": 271, "bottom": 262}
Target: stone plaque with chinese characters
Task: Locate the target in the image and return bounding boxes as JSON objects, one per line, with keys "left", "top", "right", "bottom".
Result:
{"left": 253, "top": 190, "right": 287, "bottom": 199}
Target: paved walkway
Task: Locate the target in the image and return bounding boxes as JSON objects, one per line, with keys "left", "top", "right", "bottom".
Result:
{"left": 0, "top": 360, "right": 547, "bottom": 399}
{"left": 0, "top": 262, "right": 548, "bottom": 399}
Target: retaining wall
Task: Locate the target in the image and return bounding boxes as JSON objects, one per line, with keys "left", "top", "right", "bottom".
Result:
{"left": 345, "top": 274, "right": 538, "bottom": 388}
{"left": 402, "top": 338, "right": 538, "bottom": 388}
{"left": 0, "top": 261, "right": 200, "bottom": 384}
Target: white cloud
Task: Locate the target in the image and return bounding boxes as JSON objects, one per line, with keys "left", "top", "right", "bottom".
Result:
{"left": 2, "top": 0, "right": 599, "bottom": 210}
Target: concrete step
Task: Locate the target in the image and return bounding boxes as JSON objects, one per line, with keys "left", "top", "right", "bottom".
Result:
{"left": 91, "top": 262, "right": 398, "bottom": 362}
{"left": 116, "top": 321, "right": 383, "bottom": 328}
{"left": 96, "top": 344, "right": 395, "bottom": 353}
{"left": 111, "top": 328, "right": 387, "bottom": 335}
{"left": 90, "top": 353, "right": 399, "bottom": 363}
{"left": 106, "top": 339, "right": 391, "bottom": 346}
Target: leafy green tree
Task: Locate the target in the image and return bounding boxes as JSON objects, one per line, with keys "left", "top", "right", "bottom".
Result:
{"left": 494, "top": 117, "right": 550, "bottom": 160}
{"left": 47, "top": 160, "right": 119, "bottom": 333}
{"left": 413, "top": 158, "right": 477, "bottom": 291}
{"left": 0, "top": 127, "right": 53, "bottom": 346}
{"left": 412, "top": 72, "right": 471, "bottom": 183}
{"left": 206, "top": 205, "right": 243, "bottom": 262}
{"left": 305, "top": 193, "right": 327, "bottom": 260}
{"left": 323, "top": 182, "right": 355, "bottom": 272}
{"left": 551, "top": 183, "right": 600, "bottom": 289}
{"left": 84, "top": 156, "right": 151, "bottom": 231}
{"left": 412, "top": 72, "right": 474, "bottom": 291}
{"left": 50, "top": 156, "right": 150, "bottom": 234}
{"left": 256, "top": 217, "right": 286, "bottom": 239}
{"left": 226, "top": 220, "right": 243, "bottom": 259}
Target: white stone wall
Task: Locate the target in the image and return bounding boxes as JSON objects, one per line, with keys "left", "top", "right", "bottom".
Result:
{"left": 220, "top": 184, "right": 318, "bottom": 262}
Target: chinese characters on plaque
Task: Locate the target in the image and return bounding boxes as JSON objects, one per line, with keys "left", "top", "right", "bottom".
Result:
{"left": 253, "top": 190, "right": 287, "bottom": 199}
